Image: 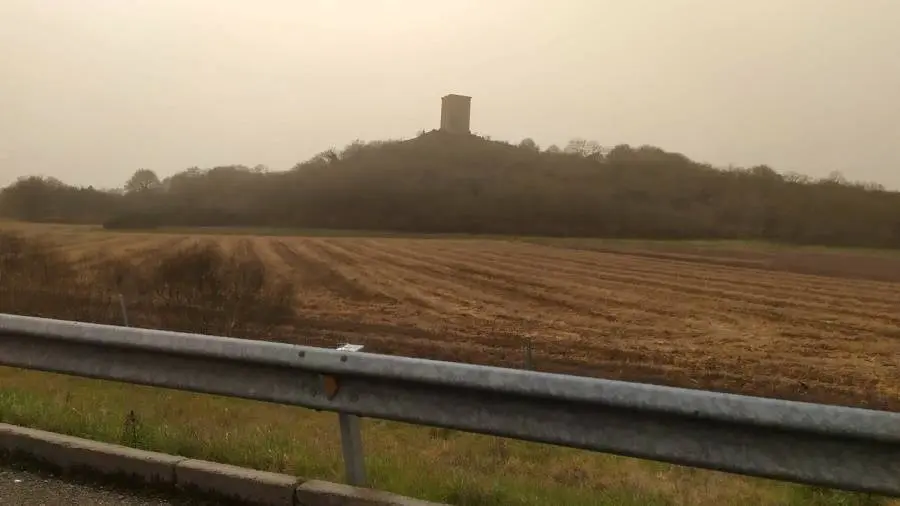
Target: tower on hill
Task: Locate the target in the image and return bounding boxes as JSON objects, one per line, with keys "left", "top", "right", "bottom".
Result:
{"left": 440, "top": 94, "right": 471, "bottom": 135}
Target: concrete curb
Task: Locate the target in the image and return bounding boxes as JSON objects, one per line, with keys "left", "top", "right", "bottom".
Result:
{"left": 0, "top": 423, "right": 445, "bottom": 506}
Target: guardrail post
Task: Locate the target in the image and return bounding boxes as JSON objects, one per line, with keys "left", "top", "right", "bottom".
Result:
{"left": 339, "top": 410, "right": 366, "bottom": 486}
{"left": 335, "top": 344, "right": 366, "bottom": 486}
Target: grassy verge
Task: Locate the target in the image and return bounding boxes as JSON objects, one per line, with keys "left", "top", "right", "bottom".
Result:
{"left": 99, "top": 226, "right": 900, "bottom": 257}
{"left": 5, "top": 221, "right": 900, "bottom": 257}
{"left": 0, "top": 368, "right": 889, "bottom": 506}
{"left": 519, "top": 236, "right": 900, "bottom": 257}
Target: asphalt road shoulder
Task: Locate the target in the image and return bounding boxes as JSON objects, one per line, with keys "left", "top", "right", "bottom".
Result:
{"left": 0, "top": 463, "right": 219, "bottom": 506}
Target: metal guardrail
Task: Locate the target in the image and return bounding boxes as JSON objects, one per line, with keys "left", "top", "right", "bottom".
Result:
{"left": 1, "top": 313, "right": 899, "bottom": 496}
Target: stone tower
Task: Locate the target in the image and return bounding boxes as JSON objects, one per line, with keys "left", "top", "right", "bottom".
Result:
{"left": 440, "top": 94, "right": 471, "bottom": 135}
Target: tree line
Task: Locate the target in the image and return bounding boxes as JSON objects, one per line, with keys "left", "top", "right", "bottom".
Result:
{"left": 2, "top": 130, "right": 898, "bottom": 248}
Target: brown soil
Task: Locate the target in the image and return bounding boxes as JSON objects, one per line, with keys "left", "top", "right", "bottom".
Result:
{"left": 23, "top": 228, "right": 900, "bottom": 411}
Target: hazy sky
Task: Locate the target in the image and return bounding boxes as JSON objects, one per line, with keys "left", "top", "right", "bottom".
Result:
{"left": 2, "top": 0, "right": 899, "bottom": 189}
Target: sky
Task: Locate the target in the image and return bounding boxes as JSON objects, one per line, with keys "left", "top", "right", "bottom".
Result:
{"left": 2, "top": 0, "right": 899, "bottom": 190}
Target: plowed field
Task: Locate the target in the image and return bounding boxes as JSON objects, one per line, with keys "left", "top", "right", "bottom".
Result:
{"left": 13, "top": 225, "right": 900, "bottom": 411}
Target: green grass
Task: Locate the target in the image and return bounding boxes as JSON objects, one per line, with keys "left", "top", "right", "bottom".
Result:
{"left": 5, "top": 220, "right": 900, "bottom": 257}
{"left": 519, "top": 236, "right": 900, "bottom": 258}
{"left": 117, "top": 225, "right": 900, "bottom": 257}
{"left": 132, "top": 226, "right": 429, "bottom": 238}
{"left": 0, "top": 368, "right": 890, "bottom": 506}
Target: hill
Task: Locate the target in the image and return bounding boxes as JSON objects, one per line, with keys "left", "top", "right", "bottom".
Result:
{"left": 2, "top": 131, "right": 899, "bottom": 247}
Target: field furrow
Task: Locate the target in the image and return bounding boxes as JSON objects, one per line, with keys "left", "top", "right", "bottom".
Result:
{"left": 485, "top": 240, "right": 900, "bottom": 297}
{"left": 469, "top": 243, "right": 900, "bottom": 308}
{"left": 8, "top": 225, "right": 900, "bottom": 410}
{"left": 425, "top": 245, "right": 900, "bottom": 337}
